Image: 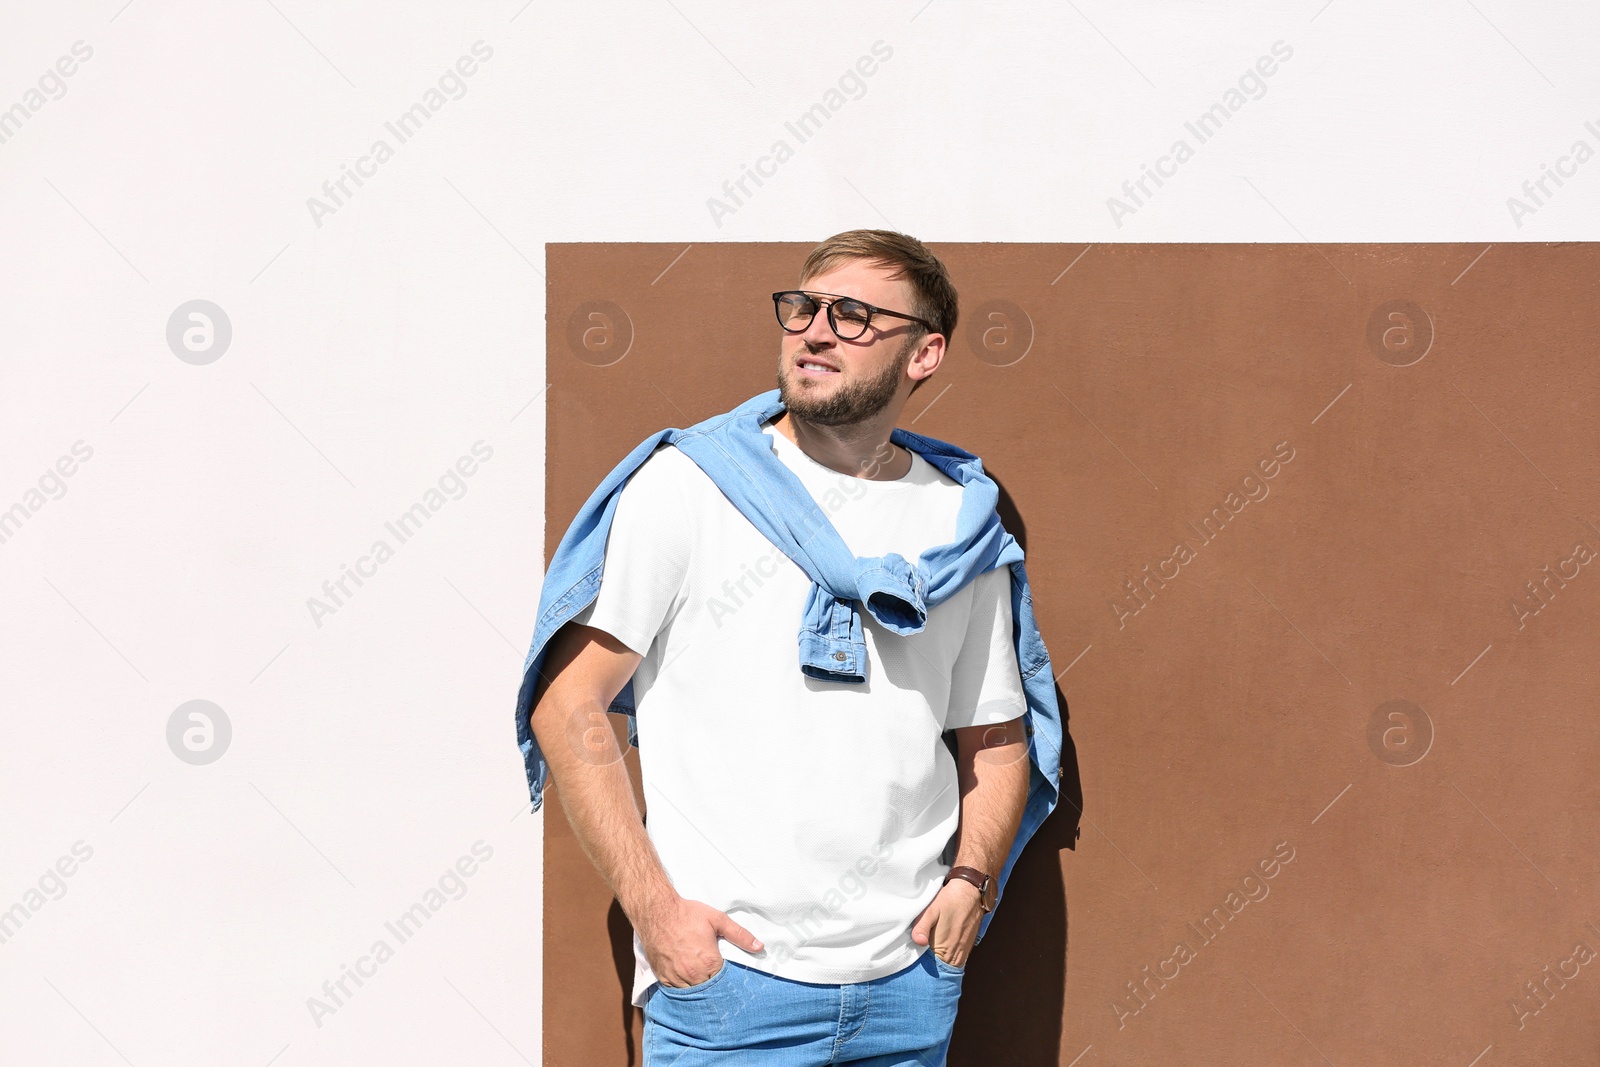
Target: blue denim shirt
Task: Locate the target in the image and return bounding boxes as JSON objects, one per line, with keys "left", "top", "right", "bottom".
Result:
{"left": 514, "top": 388, "right": 1065, "bottom": 943}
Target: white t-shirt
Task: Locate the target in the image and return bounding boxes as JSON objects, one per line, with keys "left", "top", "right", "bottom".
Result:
{"left": 570, "top": 418, "right": 1026, "bottom": 1007}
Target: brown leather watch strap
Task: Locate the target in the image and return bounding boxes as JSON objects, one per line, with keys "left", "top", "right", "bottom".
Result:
{"left": 944, "top": 865, "right": 995, "bottom": 913}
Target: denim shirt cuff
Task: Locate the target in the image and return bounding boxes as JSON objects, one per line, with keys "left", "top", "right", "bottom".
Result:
{"left": 854, "top": 556, "right": 928, "bottom": 635}
{"left": 797, "top": 627, "right": 867, "bottom": 682}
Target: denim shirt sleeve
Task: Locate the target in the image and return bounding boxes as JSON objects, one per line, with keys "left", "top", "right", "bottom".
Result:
{"left": 514, "top": 433, "right": 673, "bottom": 813}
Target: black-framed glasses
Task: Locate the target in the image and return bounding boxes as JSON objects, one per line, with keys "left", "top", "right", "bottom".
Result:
{"left": 771, "top": 290, "right": 936, "bottom": 341}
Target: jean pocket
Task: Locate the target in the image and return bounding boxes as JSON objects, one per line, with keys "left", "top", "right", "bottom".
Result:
{"left": 933, "top": 952, "right": 966, "bottom": 977}
{"left": 656, "top": 959, "right": 732, "bottom": 996}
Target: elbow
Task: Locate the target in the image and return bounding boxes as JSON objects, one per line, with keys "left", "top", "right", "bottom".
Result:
{"left": 533, "top": 686, "right": 624, "bottom": 769}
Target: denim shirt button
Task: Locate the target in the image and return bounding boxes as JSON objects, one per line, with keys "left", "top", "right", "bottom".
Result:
{"left": 832, "top": 651, "right": 847, "bottom": 661}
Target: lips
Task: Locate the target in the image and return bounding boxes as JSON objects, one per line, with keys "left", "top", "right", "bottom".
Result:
{"left": 796, "top": 356, "right": 839, "bottom": 374}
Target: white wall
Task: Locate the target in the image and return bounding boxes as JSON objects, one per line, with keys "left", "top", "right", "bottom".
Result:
{"left": 1, "top": 1, "right": 1595, "bottom": 1063}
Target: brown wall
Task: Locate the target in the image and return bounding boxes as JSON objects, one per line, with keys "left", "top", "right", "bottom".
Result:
{"left": 540, "top": 242, "right": 1600, "bottom": 1066}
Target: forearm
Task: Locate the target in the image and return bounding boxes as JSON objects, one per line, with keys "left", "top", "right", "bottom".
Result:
{"left": 531, "top": 689, "right": 677, "bottom": 922}
{"left": 950, "top": 720, "right": 1031, "bottom": 876}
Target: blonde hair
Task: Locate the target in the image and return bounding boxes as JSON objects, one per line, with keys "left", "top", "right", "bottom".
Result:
{"left": 798, "top": 229, "right": 957, "bottom": 395}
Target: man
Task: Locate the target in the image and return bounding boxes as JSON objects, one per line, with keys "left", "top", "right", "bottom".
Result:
{"left": 528, "top": 230, "right": 1035, "bottom": 1064}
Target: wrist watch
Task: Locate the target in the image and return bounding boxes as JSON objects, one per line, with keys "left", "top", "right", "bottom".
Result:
{"left": 944, "top": 865, "right": 996, "bottom": 913}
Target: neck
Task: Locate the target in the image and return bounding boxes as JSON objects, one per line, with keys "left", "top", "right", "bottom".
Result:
{"left": 770, "top": 410, "right": 910, "bottom": 481}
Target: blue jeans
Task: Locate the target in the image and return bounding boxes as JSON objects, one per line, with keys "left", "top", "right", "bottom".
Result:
{"left": 643, "top": 949, "right": 965, "bottom": 1066}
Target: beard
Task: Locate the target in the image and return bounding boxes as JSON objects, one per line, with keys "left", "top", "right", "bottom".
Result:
{"left": 775, "top": 333, "right": 918, "bottom": 427}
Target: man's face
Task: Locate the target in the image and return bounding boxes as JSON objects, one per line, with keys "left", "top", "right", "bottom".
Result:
{"left": 775, "top": 259, "right": 928, "bottom": 427}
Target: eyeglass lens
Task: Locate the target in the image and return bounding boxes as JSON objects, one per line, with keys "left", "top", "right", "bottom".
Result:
{"left": 776, "top": 293, "right": 872, "bottom": 339}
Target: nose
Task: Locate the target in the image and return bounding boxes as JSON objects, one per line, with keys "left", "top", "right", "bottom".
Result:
{"left": 799, "top": 305, "right": 837, "bottom": 346}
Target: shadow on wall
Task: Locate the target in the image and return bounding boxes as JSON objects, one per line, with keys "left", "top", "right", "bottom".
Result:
{"left": 607, "top": 901, "right": 641, "bottom": 1067}
{"left": 949, "top": 474, "right": 1084, "bottom": 1065}
{"left": 602, "top": 471, "right": 1086, "bottom": 1066}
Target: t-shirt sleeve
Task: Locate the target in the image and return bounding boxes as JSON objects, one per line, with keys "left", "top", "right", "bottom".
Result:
{"left": 568, "top": 445, "right": 695, "bottom": 658}
{"left": 945, "top": 564, "right": 1028, "bottom": 730}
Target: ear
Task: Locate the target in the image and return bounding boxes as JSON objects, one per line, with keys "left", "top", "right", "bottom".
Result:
{"left": 909, "top": 332, "right": 945, "bottom": 382}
